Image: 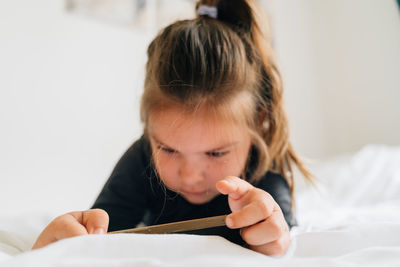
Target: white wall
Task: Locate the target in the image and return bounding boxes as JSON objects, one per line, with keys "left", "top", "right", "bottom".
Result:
{"left": 268, "top": 0, "right": 400, "bottom": 159}
{"left": 0, "top": 0, "right": 150, "bottom": 216}
{"left": 0, "top": 0, "right": 399, "bottom": 216}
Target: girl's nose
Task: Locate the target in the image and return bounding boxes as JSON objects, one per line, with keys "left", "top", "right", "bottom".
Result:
{"left": 178, "top": 160, "right": 203, "bottom": 185}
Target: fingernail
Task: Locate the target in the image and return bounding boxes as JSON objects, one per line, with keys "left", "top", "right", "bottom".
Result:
{"left": 226, "top": 217, "right": 233, "bottom": 228}
{"left": 94, "top": 228, "right": 105, "bottom": 234}
{"left": 223, "top": 179, "right": 232, "bottom": 185}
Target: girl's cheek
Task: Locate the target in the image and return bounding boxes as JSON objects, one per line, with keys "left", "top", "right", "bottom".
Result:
{"left": 212, "top": 155, "right": 244, "bottom": 178}
{"left": 206, "top": 158, "right": 232, "bottom": 180}
{"left": 156, "top": 155, "right": 180, "bottom": 182}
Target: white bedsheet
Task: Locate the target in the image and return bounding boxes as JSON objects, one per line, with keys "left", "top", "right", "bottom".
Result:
{"left": 1, "top": 145, "right": 399, "bottom": 267}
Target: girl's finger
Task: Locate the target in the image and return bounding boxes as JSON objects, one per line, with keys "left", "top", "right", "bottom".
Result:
{"left": 81, "top": 209, "right": 109, "bottom": 234}
{"left": 216, "top": 176, "right": 253, "bottom": 200}
{"left": 240, "top": 211, "right": 289, "bottom": 246}
{"left": 53, "top": 212, "right": 89, "bottom": 240}
{"left": 225, "top": 192, "right": 276, "bottom": 229}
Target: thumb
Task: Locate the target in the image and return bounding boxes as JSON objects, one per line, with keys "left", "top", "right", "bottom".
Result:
{"left": 81, "top": 209, "right": 109, "bottom": 234}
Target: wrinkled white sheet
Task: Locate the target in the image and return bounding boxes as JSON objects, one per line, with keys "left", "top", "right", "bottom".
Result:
{"left": 1, "top": 145, "right": 399, "bottom": 267}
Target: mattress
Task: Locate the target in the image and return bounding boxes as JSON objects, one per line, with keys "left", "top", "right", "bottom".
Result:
{"left": 1, "top": 144, "right": 399, "bottom": 267}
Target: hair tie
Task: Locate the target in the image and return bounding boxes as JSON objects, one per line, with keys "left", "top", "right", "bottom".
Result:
{"left": 197, "top": 5, "right": 218, "bottom": 19}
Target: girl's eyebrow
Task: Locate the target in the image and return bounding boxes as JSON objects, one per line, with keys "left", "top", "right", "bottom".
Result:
{"left": 208, "top": 142, "right": 238, "bottom": 151}
{"left": 150, "top": 135, "right": 238, "bottom": 152}
{"left": 151, "top": 135, "right": 179, "bottom": 152}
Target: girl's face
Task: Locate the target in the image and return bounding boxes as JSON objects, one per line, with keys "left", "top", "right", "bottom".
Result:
{"left": 148, "top": 106, "right": 252, "bottom": 205}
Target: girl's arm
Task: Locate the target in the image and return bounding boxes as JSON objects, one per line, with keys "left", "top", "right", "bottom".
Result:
{"left": 33, "top": 137, "right": 150, "bottom": 249}
{"left": 91, "top": 136, "right": 150, "bottom": 231}
{"left": 216, "top": 176, "right": 290, "bottom": 256}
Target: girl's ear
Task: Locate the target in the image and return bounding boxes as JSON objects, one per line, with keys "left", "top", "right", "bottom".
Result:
{"left": 257, "top": 109, "right": 268, "bottom": 131}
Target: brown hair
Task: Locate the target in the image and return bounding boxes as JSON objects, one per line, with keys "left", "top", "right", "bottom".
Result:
{"left": 140, "top": 0, "right": 313, "bottom": 201}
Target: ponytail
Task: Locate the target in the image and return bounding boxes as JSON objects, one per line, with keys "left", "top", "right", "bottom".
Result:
{"left": 196, "top": 0, "right": 315, "bottom": 197}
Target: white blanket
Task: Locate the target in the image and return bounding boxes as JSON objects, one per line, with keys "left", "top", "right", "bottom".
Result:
{"left": 1, "top": 145, "right": 399, "bottom": 267}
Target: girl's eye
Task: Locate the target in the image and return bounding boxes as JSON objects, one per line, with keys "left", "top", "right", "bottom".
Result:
{"left": 206, "top": 151, "right": 229, "bottom": 158}
{"left": 157, "top": 146, "right": 176, "bottom": 154}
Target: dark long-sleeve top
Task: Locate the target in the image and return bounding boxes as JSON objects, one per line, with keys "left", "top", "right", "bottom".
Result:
{"left": 92, "top": 135, "right": 295, "bottom": 246}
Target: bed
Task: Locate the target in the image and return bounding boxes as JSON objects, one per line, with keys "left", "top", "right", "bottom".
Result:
{"left": 1, "top": 144, "right": 399, "bottom": 266}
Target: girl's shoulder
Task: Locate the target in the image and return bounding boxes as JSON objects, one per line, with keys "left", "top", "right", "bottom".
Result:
{"left": 106, "top": 135, "right": 154, "bottom": 185}
{"left": 255, "top": 171, "right": 289, "bottom": 190}
{"left": 124, "top": 134, "right": 151, "bottom": 157}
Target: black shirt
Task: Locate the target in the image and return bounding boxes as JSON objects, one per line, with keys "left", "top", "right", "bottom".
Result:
{"left": 92, "top": 135, "right": 295, "bottom": 246}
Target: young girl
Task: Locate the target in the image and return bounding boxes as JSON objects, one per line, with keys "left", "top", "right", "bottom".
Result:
{"left": 32, "top": 0, "right": 312, "bottom": 256}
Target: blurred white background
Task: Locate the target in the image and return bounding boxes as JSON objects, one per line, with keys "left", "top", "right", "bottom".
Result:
{"left": 0, "top": 0, "right": 399, "bottom": 216}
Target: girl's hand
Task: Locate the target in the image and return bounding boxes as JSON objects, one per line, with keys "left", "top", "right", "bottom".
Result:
{"left": 32, "top": 209, "right": 109, "bottom": 249}
{"left": 216, "top": 176, "right": 290, "bottom": 256}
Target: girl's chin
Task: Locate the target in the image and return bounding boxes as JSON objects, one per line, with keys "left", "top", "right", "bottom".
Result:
{"left": 180, "top": 191, "right": 218, "bottom": 205}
